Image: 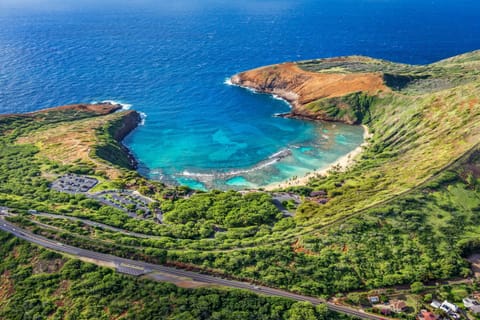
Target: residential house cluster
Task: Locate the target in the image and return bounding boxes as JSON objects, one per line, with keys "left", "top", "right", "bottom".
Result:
{"left": 431, "top": 300, "right": 460, "bottom": 319}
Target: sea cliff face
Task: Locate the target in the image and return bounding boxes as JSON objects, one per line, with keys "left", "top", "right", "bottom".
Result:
{"left": 13, "top": 102, "right": 142, "bottom": 178}
{"left": 110, "top": 110, "right": 142, "bottom": 169}
{"left": 112, "top": 110, "right": 141, "bottom": 141}
{"left": 230, "top": 60, "right": 389, "bottom": 124}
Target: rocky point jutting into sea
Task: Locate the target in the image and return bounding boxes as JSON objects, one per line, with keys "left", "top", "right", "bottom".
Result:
{"left": 230, "top": 58, "right": 389, "bottom": 124}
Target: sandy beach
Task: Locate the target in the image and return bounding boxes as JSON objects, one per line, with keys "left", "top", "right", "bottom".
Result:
{"left": 264, "top": 124, "right": 372, "bottom": 190}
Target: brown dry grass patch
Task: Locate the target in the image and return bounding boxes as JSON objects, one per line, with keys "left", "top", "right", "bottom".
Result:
{"left": 0, "top": 103, "right": 120, "bottom": 119}
{"left": 0, "top": 271, "right": 15, "bottom": 303}
{"left": 16, "top": 112, "right": 125, "bottom": 179}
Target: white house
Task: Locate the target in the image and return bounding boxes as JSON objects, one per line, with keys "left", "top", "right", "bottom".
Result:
{"left": 463, "top": 298, "right": 480, "bottom": 315}
{"left": 440, "top": 300, "right": 458, "bottom": 313}
{"left": 430, "top": 300, "right": 442, "bottom": 309}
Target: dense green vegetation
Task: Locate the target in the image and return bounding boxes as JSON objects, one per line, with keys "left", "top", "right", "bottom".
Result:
{"left": 1, "top": 51, "right": 480, "bottom": 318}
{"left": 303, "top": 92, "right": 374, "bottom": 124}
{"left": 161, "top": 167, "right": 479, "bottom": 295}
{"left": 162, "top": 190, "right": 280, "bottom": 231}
{"left": 0, "top": 110, "right": 283, "bottom": 242}
{"left": 8, "top": 150, "right": 479, "bottom": 297}
{"left": 0, "top": 231, "right": 352, "bottom": 320}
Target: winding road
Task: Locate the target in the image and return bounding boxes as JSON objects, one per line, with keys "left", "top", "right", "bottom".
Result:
{"left": 0, "top": 216, "right": 392, "bottom": 320}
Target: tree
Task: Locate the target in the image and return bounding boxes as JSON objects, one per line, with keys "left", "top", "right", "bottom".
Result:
{"left": 410, "top": 281, "right": 425, "bottom": 294}
{"left": 466, "top": 173, "right": 478, "bottom": 190}
{"left": 315, "top": 304, "right": 330, "bottom": 320}
{"left": 284, "top": 302, "right": 317, "bottom": 320}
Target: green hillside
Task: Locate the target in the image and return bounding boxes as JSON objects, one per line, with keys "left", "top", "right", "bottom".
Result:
{"left": 0, "top": 51, "right": 480, "bottom": 318}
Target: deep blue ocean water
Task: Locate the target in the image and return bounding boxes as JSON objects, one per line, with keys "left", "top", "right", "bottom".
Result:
{"left": 1, "top": 0, "right": 479, "bottom": 189}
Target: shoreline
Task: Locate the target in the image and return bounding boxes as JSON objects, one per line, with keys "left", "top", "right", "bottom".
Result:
{"left": 138, "top": 79, "right": 372, "bottom": 191}
{"left": 111, "top": 83, "right": 371, "bottom": 191}
{"left": 263, "top": 124, "right": 371, "bottom": 191}
{"left": 228, "top": 75, "right": 372, "bottom": 191}
{"left": 227, "top": 75, "right": 297, "bottom": 111}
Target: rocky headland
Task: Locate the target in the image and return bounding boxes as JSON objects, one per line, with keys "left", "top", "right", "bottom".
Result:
{"left": 230, "top": 58, "right": 389, "bottom": 124}
{"left": 14, "top": 102, "right": 141, "bottom": 178}
{"left": 0, "top": 102, "right": 123, "bottom": 119}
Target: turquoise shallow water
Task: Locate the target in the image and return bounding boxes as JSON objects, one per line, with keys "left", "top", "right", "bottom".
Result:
{"left": 126, "top": 87, "right": 365, "bottom": 190}
{"left": 0, "top": 0, "right": 479, "bottom": 190}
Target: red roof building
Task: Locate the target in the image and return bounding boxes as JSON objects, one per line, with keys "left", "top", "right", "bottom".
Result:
{"left": 390, "top": 300, "right": 408, "bottom": 313}
{"left": 420, "top": 310, "right": 437, "bottom": 320}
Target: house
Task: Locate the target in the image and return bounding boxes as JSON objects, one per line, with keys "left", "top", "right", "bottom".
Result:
{"left": 430, "top": 300, "right": 442, "bottom": 309}
{"left": 390, "top": 300, "right": 408, "bottom": 313}
{"left": 440, "top": 300, "right": 458, "bottom": 314}
{"left": 463, "top": 297, "right": 479, "bottom": 308}
{"left": 418, "top": 310, "right": 437, "bottom": 320}
{"left": 368, "top": 296, "right": 380, "bottom": 304}
{"left": 463, "top": 297, "right": 480, "bottom": 314}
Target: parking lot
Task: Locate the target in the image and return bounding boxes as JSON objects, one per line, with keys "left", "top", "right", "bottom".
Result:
{"left": 51, "top": 174, "right": 98, "bottom": 193}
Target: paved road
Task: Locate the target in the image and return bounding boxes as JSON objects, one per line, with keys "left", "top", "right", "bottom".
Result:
{"left": 30, "top": 212, "right": 153, "bottom": 239}
{"left": 0, "top": 218, "right": 390, "bottom": 320}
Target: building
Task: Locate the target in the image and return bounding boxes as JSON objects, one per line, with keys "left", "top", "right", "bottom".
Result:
{"left": 430, "top": 300, "right": 442, "bottom": 309}
{"left": 390, "top": 300, "right": 408, "bottom": 313}
{"left": 440, "top": 300, "right": 458, "bottom": 314}
{"left": 368, "top": 296, "right": 380, "bottom": 304}
{"left": 418, "top": 309, "right": 437, "bottom": 320}
{"left": 463, "top": 297, "right": 480, "bottom": 315}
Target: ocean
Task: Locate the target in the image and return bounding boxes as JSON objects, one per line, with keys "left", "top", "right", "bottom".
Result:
{"left": 1, "top": 0, "right": 479, "bottom": 190}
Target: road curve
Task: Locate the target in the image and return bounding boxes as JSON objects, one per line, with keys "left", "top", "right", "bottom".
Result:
{"left": 30, "top": 212, "right": 153, "bottom": 239}
{"left": 0, "top": 218, "right": 390, "bottom": 320}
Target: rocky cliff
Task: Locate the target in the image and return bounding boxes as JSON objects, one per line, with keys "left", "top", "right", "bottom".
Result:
{"left": 13, "top": 102, "right": 142, "bottom": 178}
{"left": 112, "top": 110, "right": 141, "bottom": 169}
{"left": 230, "top": 60, "right": 389, "bottom": 124}
{"left": 111, "top": 110, "right": 141, "bottom": 141}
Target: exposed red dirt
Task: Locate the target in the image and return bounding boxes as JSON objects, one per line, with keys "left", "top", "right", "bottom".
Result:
{"left": 0, "top": 271, "right": 15, "bottom": 302}
{"left": 292, "top": 239, "right": 315, "bottom": 256}
{"left": 231, "top": 62, "right": 389, "bottom": 109}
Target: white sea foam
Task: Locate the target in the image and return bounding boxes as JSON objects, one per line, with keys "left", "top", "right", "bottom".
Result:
{"left": 268, "top": 148, "right": 292, "bottom": 159}
{"left": 271, "top": 94, "right": 293, "bottom": 109}
{"left": 245, "top": 87, "right": 260, "bottom": 94}
{"left": 99, "top": 100, "right": 132, "bottom": 110}
{"left": 182, "top": 171, "right": 215, "bottom": 178}
{"left": 179, "top": 148, "right": 292, "bottom": 180}
{"left": 272, "top": 94, "right": 284, "bottom": 101}
{"left": 225, "top": 76, "right": 291, "bottom": 108}
{"left": 139, "top": 112, "right": 147, "bottom": 125}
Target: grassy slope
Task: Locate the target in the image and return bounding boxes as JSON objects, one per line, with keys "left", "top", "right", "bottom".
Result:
{"left": 162, "top": 52, "right": 480, "bottom": 295}
{"left": 0, "top": 52, "right": 479, "bottom": 306}
{"left": 15, "top": 109, "right": 138, "bottom": 179}
{"left": 292, "top": 51, "right": 480, "bottom": 226}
